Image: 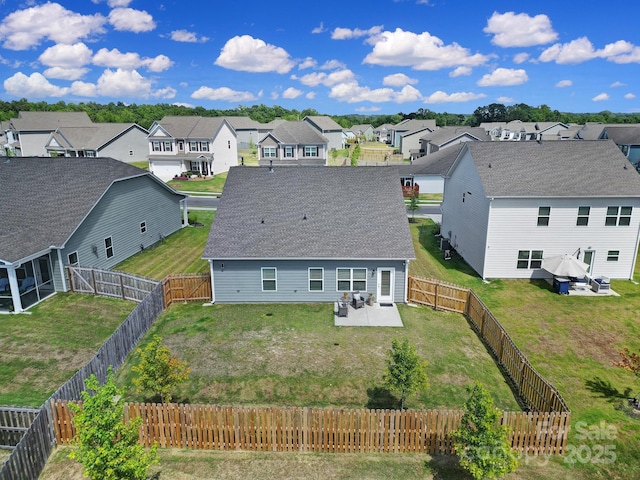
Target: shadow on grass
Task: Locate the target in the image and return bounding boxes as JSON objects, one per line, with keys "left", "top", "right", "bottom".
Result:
{"left": 426, "top": 455, "right": 474, "bottom": 480}
{"left": 585, "top": 376, "right": 632, "bottom": 401}
{"left": 417, "top": 222, "right": 478, "bottom": 276}
{"left": 528, "top": 278, "right": 555, "bottom": 293}
{"left": 365, "top": 386, "right": 400, "bottom": 410}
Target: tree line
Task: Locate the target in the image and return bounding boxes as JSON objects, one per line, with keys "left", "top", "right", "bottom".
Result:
{"left": 1, "top": 98, "right": 639, "bottom": 131}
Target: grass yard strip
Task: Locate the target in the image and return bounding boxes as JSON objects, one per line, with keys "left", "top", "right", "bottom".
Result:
{"left": 115, "top": 210, "right": 213, "bottom": 280}
{"left": 167, "top": 172, "right": 227, "bottom": 193}
{"left": 0, "top": 293, "right": 134, "bottom": 407}
{"left": 115, "top": 302, "right": 519, "bottom": 410}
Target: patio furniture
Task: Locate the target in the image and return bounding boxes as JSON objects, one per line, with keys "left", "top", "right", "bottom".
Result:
{"left": 337, "top": 299, "right": 349, "bottom": 317}
{"left": 19, "top": 277, "right": 35, "bottom": 293}
{"left": 0, "top": 278, "right": 9, "bottom": 293}
{"left": 592, "top": 277, "right": 610, "bottom": 293}
{"left": 351, "top": 291, "right": 365, "bottom": 309}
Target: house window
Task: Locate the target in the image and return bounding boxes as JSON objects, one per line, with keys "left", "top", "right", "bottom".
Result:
{"left": 177, "top": 141, "right": 184, "bottom": 151}
{"left": 152, "top": 141, "right": 161, "bottom": 152}
{"left": 517, "top": 250, "right": 543, "bottom": 269}
{"left": 200, "top": 141, "right": 209, "bottom": 152}
{"left": 336, "top": 268, "right": 367, "bottom": 292}
{"left": 190, "top": 141, "right": 199, "bottom": 152}
{"left": 577, "top": 206, "right": 590, "bottom": 226}
{"left": 104, "top": 237, "right": 114, "bottom": 259}
{"left": 285, "top": 146, "right": 294, "bottom": 158}
{"left": 607, "top": 250, "right": 620, "bottom": 262}
{"left": 537, "top": 206, "right": 550, "bottom": 226}
{"left": 68, "top": 251, "right": 79, "bottom": 266}
{"left": 129, "top": 150, "right": 134, "bottom": 156}
{"left": 263, "top": 146, "right": 276, "bottom": 158}
{"left": 606, "top": 206, "right": 632, "bottom": 226}
{"left": 85, "top": 151, "right": 95, "bottom": 157}
{"left": 228, "top": 140, "right": 231, "bottom": 149}
{"left": 140, "top": 221, "right": 147, "bottom": 234}
{"left": 308, "top": 268, "right": 324, "bottom": 291}
{"left": 163, "top": 141, "right": 172, "bottom": 152}
{"left": 261, "top": 267, "right": 277, "bottom": 291}
{"left": 304, "top": 146, "right": 318, "bottom": 157}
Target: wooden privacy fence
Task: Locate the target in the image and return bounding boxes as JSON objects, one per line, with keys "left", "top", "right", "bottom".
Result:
{"left": 66, "top": 266, "right": 159, "bottom": 302}
{"left": 51, "top": 402, "right": 570, "bottom": 455}
{"left": 162, "top": 274, "right": 211, "bottom": 308}
{"left": 407, "top": 276, "right": 570, "bottom": 414}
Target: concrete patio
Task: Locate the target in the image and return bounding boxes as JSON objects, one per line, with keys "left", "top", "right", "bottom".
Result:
{"left": 333, "top": 302, "right": 404, "bottom": 327}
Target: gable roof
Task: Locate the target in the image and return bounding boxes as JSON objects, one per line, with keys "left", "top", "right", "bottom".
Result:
{"left": 303, "top": 115, "right": 343, "bottom": 132}
{"left": 394, "top": 119, "right": 436, "bottom": 131}
{"left": 601, "top": 125, "right": 640, "bottom": 145}
{"left": 48, "top": 123, "right": 147, "bottom": 150}
{"left": 398, "top": 145, "right": 463, "bottom": 176}
{"left": 224, "top": 116, "right": 262, "bottom": 130}
{"left": 11, "top": 111, "right": 93, "bottom": 131}
{"left": 261, "top": 121, "right": 329, "bottom": 145}
{"left": 420, "top": 127, "right": 487, "bottom": 146}
{"left": 203, "top": 166, "right": 415, "bottom": 260}
{"left": 457, "top": 140, "right": 640, "bottom": 198}
{"left": 0, "top": 157, "right": 184, "bottom": 264}
{"left": 153, "top": 116, "right": 234, "bottom": 139}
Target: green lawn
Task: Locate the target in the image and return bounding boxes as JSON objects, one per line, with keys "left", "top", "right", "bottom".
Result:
{"left": 167, "top": 173, "right": 227, "bottom": 193}
{"left": 114, "top": 210, "right": 213, "bottom": 279}
{"left": 0, "top": 294, "right": 134, "bottom": 406}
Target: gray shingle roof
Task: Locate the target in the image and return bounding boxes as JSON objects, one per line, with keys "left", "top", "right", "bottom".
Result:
{"left": 0, "top": 157, "right": 183, "bottom": 263}
{"left": 602, "top": 126, "right": 640, "bottom": 145}
{"left": 155, "top": 116, "right": 231, "bottom": 138}
{"left": 397, "top": 145, "right": 463, "bottom": 176}
{"left": 462, "top": 140, "right": 640, "bottom": 198}
{"left": 52, "top": 123, "right": 146, "bottom": 149}
{"left": 420, "top": 127, "right": 487, "bottom": 146}
{"left": 265, "top": 121, "right": 329, "bottom": 145}
{"left": 12, "top": 111, "right": 92, "bottom": 131}
{"left": 303, "top": 116, "right": 343, "bottom": 132}
{"left": 203, "top": 166, "right": 416, "bottom": 260}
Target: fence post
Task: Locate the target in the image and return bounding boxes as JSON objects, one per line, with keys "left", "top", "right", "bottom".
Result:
{"left": 120, "top": 274, "right": 126, "bottom": 300}
{"left": 91, "top": 269, "right": 97, "bottom": 295}
{"left": 434, "top": 282, "right": 439, "bottom": 310}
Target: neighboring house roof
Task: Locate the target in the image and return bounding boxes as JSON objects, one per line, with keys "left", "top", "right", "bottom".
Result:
{"left": 261, "top": 119, "right": 287, "bottom": 130}
{"left": 398, "top": 145, "right": 463, "bottom": 176}
{"left": 600, "top": 125, "right": 640, "bottom": 145}
{"left": 303, "top": 115, "right": 343, "bottom": 132}
{"left": 350, "top": 124, "right": 373, "bottom": 134}
{"left": 48, "top": 123, "right": 148, "bottom": 150}
{"left": 11, "top": 111, "right": 93, "bottom": 131}
{"left": 455, "top": 140, "right": 640, "bottom": 198}
{"left": 224, "top": 116, "right": 262, "bottom": 130}
{"left": 203, "top": 166, "right": 416, "bottom": 260}
{"left": 394, "top": 119, "right": 437, "bottom": 131}
{"left": 420, "top": 127, "right": 487, "bottom": 145}
{"left": 0, "top": 157, "right": 185, "bottom": 264}
{"left": 262, "top": 121, "right": 329, "bottom": 145}
{"left": 575, "top": 123, "right": 609, "bottom": 140}
{"left": 153, "top": 116, "right": 235, "bottom": 138}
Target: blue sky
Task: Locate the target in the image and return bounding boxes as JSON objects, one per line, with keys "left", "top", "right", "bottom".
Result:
{"left": 1, "top": 0, "right": 640, "bottom": 115}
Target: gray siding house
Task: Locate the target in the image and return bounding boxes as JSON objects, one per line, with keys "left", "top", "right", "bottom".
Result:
{"left": 258, "top": 121, "right": 328, "bottom": 166}
{"left": 303, "top": 116, "right": 344, "bottom": 151}
{"left": 203, "top": 166, "right": 415, "bottom": 304}
{"left": 0, "top": 157, "right": 186, "bottom": 313}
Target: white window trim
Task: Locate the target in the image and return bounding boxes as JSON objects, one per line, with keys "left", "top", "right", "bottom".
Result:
{"left": 263, "top": 146, "right": 276, "bottom": 158}
{"left": 67, "top": 251, "right": 79, "bottom": 266}
{"left": 104, "top": 236, "right": 114, "bottom": 259}
{"left": 308, "top": 267, "right": 324, "bottom": 292}
{"left": 606, "top": 206, "right": 632, "bottom": 226}
{"left": 261, "top": 267, "right": 277, "bottom": 292}
{"left": 304, "top": 146, "right": 318, "bottom": 157}
{"left": 336, "top": 267, "right": 367, "bottom": 292}
{"left": 140, "top": 221, "right": 147, "bottom": 234}
{"left": 517, "top": 250, "right": 543, "bottom": 269}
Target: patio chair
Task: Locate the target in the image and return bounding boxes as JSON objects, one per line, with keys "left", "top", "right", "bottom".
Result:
{"left": 0, "top": 278, "right": 9, "bottom": 293}
{"left": 337, "top": 299, "right": 349, "bottom": 317}
{"left": 351, "top": 291, "right": 365, "bottom": 309}
{"left": 19, "top": 277, "right": 35, "bottom": 293}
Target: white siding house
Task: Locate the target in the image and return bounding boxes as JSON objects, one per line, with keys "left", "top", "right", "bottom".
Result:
{"left": 441, "top": 140, "right": 640, "bottom": 280}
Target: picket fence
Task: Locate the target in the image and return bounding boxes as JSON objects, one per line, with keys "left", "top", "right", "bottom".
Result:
{"left": 51, "top": 402, "right": 570, "bottom": 456}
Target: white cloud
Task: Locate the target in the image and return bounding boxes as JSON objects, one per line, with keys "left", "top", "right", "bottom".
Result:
{"left": 282, "top": 87, "right": 303, "bottom": 99}
{"left": 44, "top": 67, "right": 90, "bottom": 80}
{"left": 4, "top": 72, "right": 69, "bottom": 97}
{"left": 484, "top": 12, "right": 557, "bottom": 47}
{"left": 0, "top": 3, "right": 106, "bottom": 50}
{"left": 555, "top": 80, "right": 572, "bottom": 88}
{"left": 539, "top": 37, "right": 597, "bottom": 64}
{"left": 191, "top": 86, "right": 258, "bottom": 102}
{"left": 383, "top": 73, "right": 418, "bottom": 87}
{"left": 215, "top": 35, "right": 295, "bottom": 73}
{"left": 625, "top": 93, "right": 636, "bottom": 99}
{"left": 108, "top": 8, "right": 155, "bottom": 33}
{"left": 497, "top": 96, "right": 514, "bottom": 103}
{"left": 305, "top": 91, "right": 316, "bottom": 99}
{"left": 320, "top": 60, "right": 346, "bottom": 70}
{"left": 92, "top": 48, "right": 173, "bottom": 72}
{"left": 331, "top": 25, "right": 384, "bottom": 40}
{"left": 363, "top": 28, "right": 492, "bottom": 70}
{"left": 592, "top": 93, "right": 609, "bottom": 102}
{"left": 70, "top": 80, "right": 97, "bottom": 97}
{"left": 355, "top": 106, "right": 382, "bottom": 113}
{"left": 298, "top": 57, "right": 317, "bottom": 70}
{"left": 604, "top": 41, "right": 640, "bottom": 64}
{"left": 329, "top": 82, "right": 422, "bottom": 104}
{"left": 91, "top": 0, "right": 133, "bottom": 7}
{"left": 477, "top": 68, "right": 528, "bottom": 86}
{"left": 312, "top": 22, "right": 326, "bottom": 34}
{"left": 39, "top": 43, "right": 93, "bottom": 68}
{"left": 297, "top": 69, "right": 356, "bottom": 87}
{"left": 611, "top": 81, "right": 626, "bottom": 87}
{"left": 96, "top": 68, "right": 153, "bottom": 97}
{"left": 270, "top": 91, "right": 279, "bottom": 100}
{"left": 513, "top": 53, "right": 529, "bottom": 64}
{"left": 173, "top": 101, "right": 195, "bottom": 108}
{"left": 423, "top": 90, "right": 487, "bottom": 104}
{"left": 151, "top": 87, "right": 177, "bottom": 99}
{"left": 171, "top": 30, "right": 208, "bottom": 43}
{"left": 449, "top": 66, "right": 471, "bottom": 77}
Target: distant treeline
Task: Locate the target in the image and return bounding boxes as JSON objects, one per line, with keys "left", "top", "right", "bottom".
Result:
{"left": 1, "top": 98, "right": 639, "bottom": 131}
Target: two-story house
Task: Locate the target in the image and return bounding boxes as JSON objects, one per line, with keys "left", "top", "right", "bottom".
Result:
{"left": 257, "top": 121, "right": 328, "bottom": 166}
{"left": 147, "top": 116, "right": 238, "bottom": 181}
{"left": 440, "top": 140, "right": 640, "bottom": 280}
{"left": 302, "top": 116, "right": 344, "bottom": 151}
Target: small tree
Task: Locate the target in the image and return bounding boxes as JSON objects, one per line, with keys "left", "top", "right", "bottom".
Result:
{"left": 383, "top": 338, "right": 429, "bottom": 409}
{"left": 69, "top": 369, "right": 157, "bottom": 480}
{"left": 132, "top": 335, "right": 190, "bottom": 402}
{"left": 408, "top": 190, "right": 419, "bottom": 222}
{"left": 453, "top": 382, "right": 518, "bottom": 480}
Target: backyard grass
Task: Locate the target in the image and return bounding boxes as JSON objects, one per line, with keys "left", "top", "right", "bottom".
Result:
{"left": 0, "top": 293, "right": 134, "bottom": 406}
{"left": 114, "top": 210, "right": 213, "bottom": 280}
{"left": 167, "top": 172, "right": 227, "bottom": 193}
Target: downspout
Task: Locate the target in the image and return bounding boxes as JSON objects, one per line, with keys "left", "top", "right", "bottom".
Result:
{"left": 56, "top": 249, "right": 68, "bottom": 292}
{"left": 209, "top": 260, "right": 216, "bottom": 304}
{"left": 404, "top": 259, "right": 410, "bottom": 303}
{"left": 631, "top": 217, "right": 640, "bottom": 280}
{"left": 182, "top": 198, "right": 188, "bottom": 227}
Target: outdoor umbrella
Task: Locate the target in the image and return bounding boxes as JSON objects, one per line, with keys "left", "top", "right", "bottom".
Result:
{"left": 541, "top": 254, "right": 589, "bottom": 277}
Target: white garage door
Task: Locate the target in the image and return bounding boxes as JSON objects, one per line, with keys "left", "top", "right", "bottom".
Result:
{"left": 150, "top": 160, "right": 182, "bottom": 182}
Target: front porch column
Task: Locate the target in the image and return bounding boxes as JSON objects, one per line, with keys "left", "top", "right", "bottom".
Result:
{"left": 7, "top": 267, "right": 23, "bottom": 313}
{"left": 181, "top": 198, "right": 188, "bottom": 227}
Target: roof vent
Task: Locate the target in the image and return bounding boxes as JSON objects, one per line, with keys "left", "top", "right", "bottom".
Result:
{"left": 269, "top": 160, "right": 274, "bottom": 173}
